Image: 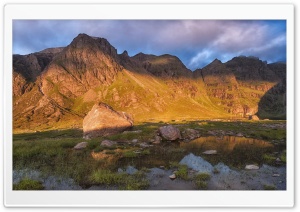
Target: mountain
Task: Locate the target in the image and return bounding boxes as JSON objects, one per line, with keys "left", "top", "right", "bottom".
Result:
{"left": 13, "top": 33, "right": 286, "bottom": 132}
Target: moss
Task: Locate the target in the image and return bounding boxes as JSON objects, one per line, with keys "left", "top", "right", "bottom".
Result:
{"left": 262, "top": 154, "right": 276, "bottom": 164}
{"left": 263, "top": 185, "right": 276, "bottom": 190}
{"left": 176, "top": 165, "right": 189, "bottom": 180}
{"left": 194, "top": 173, "right": 211, "bottom": 190}
{"left": 90, "top": 169, "right": 149, "bottom": 190}
{"left": 123, "top": 151, "right": 138, "bottom": 158}
{"left": 13, "top": 178, "right": 44, "bottom": 190}
{"left": 280, "top": 150, "right": 286, "bottom": 163}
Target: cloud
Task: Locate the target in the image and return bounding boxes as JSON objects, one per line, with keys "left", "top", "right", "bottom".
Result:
{"left": 13, "top": 20, "right": 286, "bottom": 70}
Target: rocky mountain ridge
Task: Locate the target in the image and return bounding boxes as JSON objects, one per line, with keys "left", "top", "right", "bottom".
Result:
{"left": 13, "top": 33, "right": 286, "bottom": 131}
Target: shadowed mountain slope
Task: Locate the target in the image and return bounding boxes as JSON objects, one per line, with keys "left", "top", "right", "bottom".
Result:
{"left": 13, "top": 34, "right": 286, "bottom": 132}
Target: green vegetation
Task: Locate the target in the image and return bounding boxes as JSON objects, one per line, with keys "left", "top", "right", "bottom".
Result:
{"left": 194, "top": 173, "right": 211, "bottom": 190}
{"left": 13, "top": 178, "right": 44, "bottom": 190}
{"left": 90, "top": 170, "right": 149, "bottom": 190}
{"left": 13, "top": 120, "right": 286, "bottom": 190}
{"left": 262, "top": 154, "right": 277, "bottom": 164}
{"left": 123, "top": 150, "right": 138, "bottom": 158}
{"left": 280, "top": 150, "right": 286, "bottom": 163}
{"left": 263, "top": 185, "right": 277, "bottom": 190}
{"left": 176, "top": 165, "right": 189, "bottom": 180}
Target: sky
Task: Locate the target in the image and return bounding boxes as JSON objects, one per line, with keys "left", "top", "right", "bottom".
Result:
{"left": 13, "top": 20, "right": 286, "bottom": 70}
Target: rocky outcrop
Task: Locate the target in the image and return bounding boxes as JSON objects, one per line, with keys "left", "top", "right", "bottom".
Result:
{"left": 83, "top": 102, "right": 133, "bottom": 139}
{"left": 158, "top": 125, "right": 181, "bottom": 141}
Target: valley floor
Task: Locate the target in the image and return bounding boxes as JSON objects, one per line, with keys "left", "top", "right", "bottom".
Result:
{"left": 12, "top": 120, "right": 286, "bottom": 190}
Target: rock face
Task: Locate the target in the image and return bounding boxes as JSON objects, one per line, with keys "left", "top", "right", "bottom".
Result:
{"left": 158, "top": 125, "right": 181, "bottom": 141}
{"left": 83, "top": 103, "right": 133, "bottom": 139}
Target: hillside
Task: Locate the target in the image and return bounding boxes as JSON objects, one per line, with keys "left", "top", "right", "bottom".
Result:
{"left": 13, "top": 33, "right": 286, "bottom": 132}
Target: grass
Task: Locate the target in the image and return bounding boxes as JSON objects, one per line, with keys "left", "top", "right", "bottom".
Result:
{"left": 263, "top": 185, "right": 277, "bottom": 190}
{"left": 194, "top": 173, "right": 211, "bottom": 190}
{"left": 89, "top": 169, "right": 149, "bottom": 190}
{"left": 12, "top": 120, "right": 286, "bottom": 190}
{"left": 175, "top": 165, "right": 189, "bottom": 180}
{"left": 13, "top": 178, "right": 44, "bottom": 190}
{"left": 262, "top": 154, "right": 277, "bottom": 164}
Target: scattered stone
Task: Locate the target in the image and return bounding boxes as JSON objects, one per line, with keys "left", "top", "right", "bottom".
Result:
{"left": 183, "top": 128, "right": 200, "bottom": 140}
{"left": 83, "top": 102, "right": 133, "bottom": 139}
{"left": 117, "top": 168, "right": 124, "bottom": 173}
{"left": 140, "top": 142, "right": 150, "bottom": 148}
{"left": 160, "top": 166, "right": 165, "bottom": 169}
{"left": 169, "top": 174, "right": 176, "bottom": 180}
{"left": 276, "top": 158, "right": 281, "bottom": 162}
{"left": 123, "top": 130, "right": 142, "bottom": 134}
{"left": 249, "top": 115, "right": 260, "bottom": 120}
{"left": 202, "top": 150, "right": 217, "bottom": 155}
{"left": 131, "top": 139, "right": 138, "bottom": 143}
{"left": 100, "top": 140, "right": 117, "bottom": 147}
{"left": 272, "top": 174, "right": 280, "bottom": 177}
{"left": 153, "top": 135, "right": 162, "bottom": 144}
{"left": 158, "top": 125, "right": 181, "bottom": 141}
{"left": 236, "top": 133, "right": 244, "bottom": 137}
{"left": 245, "top": 165, "right": 259, "bottom": 170}
{"left": 126, "top": 166, "right": 138, "bottom": 175}
{"left": 226, "top": 131, "right": 235, "bottom": 136}
{"left": 208, "top": 131, "right": 217, "bottom": 136}
{"left": 73, "top": 142, "right": 88, "bottom": 150}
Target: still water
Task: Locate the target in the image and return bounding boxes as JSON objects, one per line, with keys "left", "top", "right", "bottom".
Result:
{"left": 119, "top": 136, "right": 283, "bottom": 169}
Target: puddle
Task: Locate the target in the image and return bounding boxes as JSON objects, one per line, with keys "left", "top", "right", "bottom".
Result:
{"left": 118, "top": 136, "right": 282, "bottom": 170}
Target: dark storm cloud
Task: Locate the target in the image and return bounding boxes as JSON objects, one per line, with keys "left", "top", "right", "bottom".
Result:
{"left": 13, "top": 20, "right": 286, "bottom": 70}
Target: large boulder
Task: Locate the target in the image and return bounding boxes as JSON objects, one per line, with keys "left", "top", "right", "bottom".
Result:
{"left": 158, "top": 125, "right": 181, "bottom": 141}
{"left": 83, "top": 103, "right": 133, "bottom": 139}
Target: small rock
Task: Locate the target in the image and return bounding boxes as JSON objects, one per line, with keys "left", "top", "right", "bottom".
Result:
{"left": 132, "top": 139, "right": 138, "bottom": 143}
{"left": 73, "top": 142, "right": 88, "bottom": 150}
{"left": 153, "top": 135, "right": 162, "bottom": 144}
{"left": 183, "top": 128, "right": 200, "bottom": 140}
{"left": 158, "top": 125, "right": 181, "bottom": 141}
{"left": 100, "top": 140, "right": 116, "bottom": 147}
{"left": 169, "top": 174, "right": 176, "bottom": 180}
{"left": 203, "top": 150, "right": 217, "bottom": 155}
{"left": 160, "top": 166, "right": 165, "bottom": 169}
{"left": 140, "top": 142, "right": 150, "bottom": 148}
{"left": 276, "top": 158, "right": 281, "bottom": 162}
{"left": 126, "top": 166, "right": 138, "bottom": 175}
{"left": 118, "top": 168, "right": 124, "bottom": 173}
{"left": 272, "top": 174, "right": 280, "bottom": 177}
{"left": 245, "top": 165, "right": 259, "bottom": 170}
{"left": 123, "top": 130, "right": 142, "bottom": 134}
{"left": 236, "top": 133, "right": 243, "bottom": 137}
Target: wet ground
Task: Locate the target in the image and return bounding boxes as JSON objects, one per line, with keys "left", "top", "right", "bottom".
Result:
{"left": 13, "top": 134, "right": 286, "bottom": 190}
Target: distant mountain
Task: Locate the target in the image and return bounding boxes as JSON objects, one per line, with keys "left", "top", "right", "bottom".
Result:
{"left": 13, "top": 33, "right": 286, "bottom": 131}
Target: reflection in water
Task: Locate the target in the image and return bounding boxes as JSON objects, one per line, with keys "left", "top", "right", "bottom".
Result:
{"left": 180, "top": 136, "right": 275, "bottom": 168}
{"left": 118, "top": 136, "right": 281, "bottom": 170}
{"left": 180, "top": 136, "right": 273, "bottom": 153}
